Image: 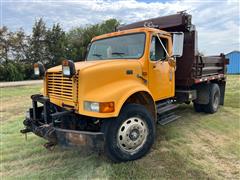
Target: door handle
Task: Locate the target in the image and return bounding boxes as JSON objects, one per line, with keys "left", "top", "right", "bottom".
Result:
{"left": 137, "top": 74, "right": 147, "bottom": 84}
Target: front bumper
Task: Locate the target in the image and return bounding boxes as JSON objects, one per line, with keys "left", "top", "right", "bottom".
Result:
{"left": 55, "top": 128, "right": 104, "bottom": 149}
{"left": 21, "top": 94, "right": 104, "bottom": 150}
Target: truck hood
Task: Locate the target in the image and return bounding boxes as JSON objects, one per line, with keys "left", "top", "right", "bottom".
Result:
{"left": 47, "top": 60, "right": 141, "bottom": 73}
{"left": 47, "top": 60, "right": 104, "bottom": 72}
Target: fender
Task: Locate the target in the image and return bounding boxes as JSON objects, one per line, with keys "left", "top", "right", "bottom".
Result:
{"left": 78, "top": 79, "right": 154, "bottom": 118}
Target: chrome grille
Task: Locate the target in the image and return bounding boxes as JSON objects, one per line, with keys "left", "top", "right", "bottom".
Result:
{"left": 47, "top": 72, "right": 78, "bottom": 101}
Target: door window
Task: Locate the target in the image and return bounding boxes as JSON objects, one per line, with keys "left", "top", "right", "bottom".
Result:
{"left": 150, "top": 36, "right": 168, "bottom": 61}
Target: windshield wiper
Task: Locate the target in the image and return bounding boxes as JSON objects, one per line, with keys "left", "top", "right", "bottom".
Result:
{"left": 112, "top": 52, "right": 125, "bottom": 57}
{"left": 92, "top": 53, "right": 103, "bottom": 59}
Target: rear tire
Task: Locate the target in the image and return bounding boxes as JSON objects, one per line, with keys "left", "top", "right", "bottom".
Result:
{"left": 203, "top": 83, "right": 220, "bottom": 113}
{"left": 101, "top": 103, "right": 155, "bottom": 162}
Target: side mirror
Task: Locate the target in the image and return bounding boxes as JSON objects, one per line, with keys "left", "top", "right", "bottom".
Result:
{"left": 172, "top": 32, "right": 184, "bottom": 58}
{"left": 84, "top": 43, "right": 92, "bottom": 60}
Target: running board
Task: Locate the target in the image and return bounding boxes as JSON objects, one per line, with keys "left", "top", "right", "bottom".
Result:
{"left": 157, "top": 104, "right": 179, "bottom": 115}
{"left": 157, "top": 114, "right": 181, "bottom": 125}
{"left": 156, "top": 101, "right": 181, "bottom": 125}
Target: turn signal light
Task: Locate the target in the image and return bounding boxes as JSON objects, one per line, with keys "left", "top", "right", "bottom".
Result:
{"left": 84, "top": 101, "right": 115, "bottom": 113}
{"left": 100, "top": 102, "right": 115, "bottom": 113}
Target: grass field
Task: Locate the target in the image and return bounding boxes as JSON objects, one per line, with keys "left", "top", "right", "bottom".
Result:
{"left": 1, "top": 75, "right": 239, "bottom": 179}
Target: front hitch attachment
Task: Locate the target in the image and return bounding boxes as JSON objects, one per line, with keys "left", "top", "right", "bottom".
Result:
{"left": 20, "top": 128, "right": 31, "bottom": 134}
{"left": 20, "top": 128, "right": 31, "bottom": 140}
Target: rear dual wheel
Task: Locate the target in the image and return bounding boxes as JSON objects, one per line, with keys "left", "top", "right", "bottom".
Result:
{"left": 102, "top": 104, "right": 155, "bottom": 162}
{"left": 204, "top": 83, "right": 220, "bottom": 113}
{"left": 194, "top": 83, "right": 220, "bottom": 114}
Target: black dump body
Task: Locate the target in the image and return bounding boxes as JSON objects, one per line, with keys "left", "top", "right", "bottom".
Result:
{"left": 118, "top": 12, "right": 229, "bottom": 87}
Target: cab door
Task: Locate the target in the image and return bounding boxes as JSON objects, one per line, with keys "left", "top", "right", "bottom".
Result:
{"left": 148, "top": 34, "right": 175, "bottom": 101}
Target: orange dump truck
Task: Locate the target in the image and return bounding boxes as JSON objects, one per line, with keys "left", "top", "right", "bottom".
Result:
{"left": 21, "top": 12, "right": 228, "bottom": 162}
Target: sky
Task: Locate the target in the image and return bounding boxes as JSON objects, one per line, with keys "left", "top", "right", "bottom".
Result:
{"left": 1, "top": 0, "right": 239, "bottom": 55}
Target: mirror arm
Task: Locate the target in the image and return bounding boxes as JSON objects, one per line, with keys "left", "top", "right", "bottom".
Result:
{"left": 85, "top": 43, "right": 92, "bottom": 61}
{"left": 156, "top": 34, "right": 170, "bottom": 58}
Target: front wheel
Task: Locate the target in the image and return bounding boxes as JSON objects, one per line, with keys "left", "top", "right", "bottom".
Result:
{"left": 102, "top": 103, "right": 155, "bottom": 162}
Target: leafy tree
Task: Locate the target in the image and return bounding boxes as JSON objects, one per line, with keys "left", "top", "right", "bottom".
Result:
{"left": 45, "top": 23, "right": 66, "bottom": 67}
{"left": 28, "top": 18, "right": 48, "bottom": 64}
{"left": 10, "top": 28, "right": 29, "bottom": 63}
{"left": 0, "top": 27, "right": 29, "bottom": 81}
{"left": 66, "top": 19, "right": 120, "bottom": 61}
{"left": 0, "top": 18, "right": 120, "bottom": 81}
{"left": 100, "top": 19, "right": 120, "bottom": 34}
{"left": 0, "top": 26, "right": 12, "bottom": 64}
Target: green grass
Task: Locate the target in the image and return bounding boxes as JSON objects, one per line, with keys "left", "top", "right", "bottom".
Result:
{"left": 1, "top": 76, "right": 240, "bottom": 179}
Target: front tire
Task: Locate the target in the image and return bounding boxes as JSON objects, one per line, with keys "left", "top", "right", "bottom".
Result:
{"left": 102, "top": 104, "right": 155, "bottom": 162}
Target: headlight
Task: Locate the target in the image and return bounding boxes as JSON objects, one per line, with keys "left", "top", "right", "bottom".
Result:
{"left": 62, "top": 59, "right": 76, "bottom": 77}
{"left": 84, "top": 102, "right": 100, "bottom": 112}
{"left": 84, "top": 101, "right": 114, "bottom": 113}
{"left": 34, "top": 62, "right": 45, "bottom": 77}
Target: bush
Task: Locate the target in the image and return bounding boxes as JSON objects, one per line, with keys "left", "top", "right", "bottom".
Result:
{"left": 0, "top": 62, "right": 25, "bottom": 81}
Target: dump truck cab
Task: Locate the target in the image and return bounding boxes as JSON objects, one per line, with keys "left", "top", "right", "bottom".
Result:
{"left": 21, "top": 12, "right": 228, "bottom": 162}
{"left": 44, "top": 27, "right": 179, "bottom": 119}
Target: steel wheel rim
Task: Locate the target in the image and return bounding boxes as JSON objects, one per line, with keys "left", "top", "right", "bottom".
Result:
{"left": 117, "top": 117, "right": 148, "bottom": 154}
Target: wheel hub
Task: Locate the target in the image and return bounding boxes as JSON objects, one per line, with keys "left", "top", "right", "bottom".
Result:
{"left": 117, "top": 117, "right": 148, "bottom": 153}
{"left": 129, "top": 129, "right": 140, "bottom": 141}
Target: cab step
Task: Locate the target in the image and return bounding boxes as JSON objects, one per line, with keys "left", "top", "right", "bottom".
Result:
{"left": 157, "top": 104, "right": 179, "bottom": 115}
{"left": 156, "top": 100, "right": 181, "bottom": 125}
{"left": 157, "top": 113, "right": 181, "bottom": 125}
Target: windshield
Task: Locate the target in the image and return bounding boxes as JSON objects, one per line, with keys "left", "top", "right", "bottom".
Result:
{"left": 87, "top": 33, "right": 146, "bottom": 61}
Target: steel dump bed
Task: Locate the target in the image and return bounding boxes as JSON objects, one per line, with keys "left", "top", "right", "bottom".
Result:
{"left": 118, "top": 13, "right": 229, "bottom": 87}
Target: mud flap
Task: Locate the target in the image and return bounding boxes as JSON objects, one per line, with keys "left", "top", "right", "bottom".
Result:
{"left": 219, "top": 81, "right": 226, "bottom": 105}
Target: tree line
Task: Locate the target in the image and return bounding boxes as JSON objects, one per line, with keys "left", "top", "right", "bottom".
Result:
{"left": 0, "top": 18, "right": 119, "bottom": 81}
